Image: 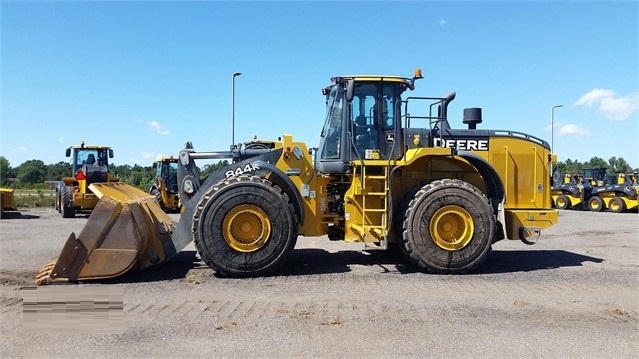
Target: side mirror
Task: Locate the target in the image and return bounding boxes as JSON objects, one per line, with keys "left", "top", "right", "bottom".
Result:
{"left": 65, "top": 148, "right": 71, "bottom": 157}
{"left": 109, "top": 149, "right": 114, "bottom": 158}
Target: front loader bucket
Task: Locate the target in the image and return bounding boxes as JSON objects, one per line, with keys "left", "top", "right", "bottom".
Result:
{"left": 35, "top": 182, "right": 179, "bottom": 285}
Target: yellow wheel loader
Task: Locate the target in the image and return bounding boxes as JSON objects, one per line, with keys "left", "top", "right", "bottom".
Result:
{"left": 0, "top": 187, "right": 17, "bottom": 219}
{"left": 587, "top": 172, "right": 638, "bottom": 213}
{"left": 35, "top": 69, "right": 559, "bottom": 284}
{"left": 54, "top": 142, "right": 119, "bottom": 218}
{"left": 150, "top": 156, "right": 181, "bottom": 213}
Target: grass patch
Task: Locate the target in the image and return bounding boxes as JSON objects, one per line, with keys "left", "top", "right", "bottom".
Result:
{"left": 14, "top": 189, "right": 55, "bottom": 208}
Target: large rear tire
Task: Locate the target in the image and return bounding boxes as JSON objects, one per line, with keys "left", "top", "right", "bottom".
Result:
{"left": 193, "top": 175, "right": 298, "bottom": 277}
{"left": 608, "top": 197, "right": 626, "bottom": 213}
{"left": 61, "top": 186, "right": 75, "bottom": 218}
{"left": 401, "top": 179, "right": 494, "bottom": 274}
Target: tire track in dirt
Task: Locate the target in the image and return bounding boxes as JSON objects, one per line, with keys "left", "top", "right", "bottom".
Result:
{"left": 0, "top": 269, "right": 37, "bottom": 286}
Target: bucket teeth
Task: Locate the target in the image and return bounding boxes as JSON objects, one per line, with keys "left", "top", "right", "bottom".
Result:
{"left": 34, "top": 260, "right": 61, "bottom": 285}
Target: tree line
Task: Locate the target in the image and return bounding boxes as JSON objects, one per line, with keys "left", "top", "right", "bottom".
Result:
{"left": 0, "top": 155, "right": 636, "bottom": 190}
{"left": 0, "top": 156, "right": 229, "bottom": 190}
{"left": 553, "top": 156, "right": 636, "bottom": 175}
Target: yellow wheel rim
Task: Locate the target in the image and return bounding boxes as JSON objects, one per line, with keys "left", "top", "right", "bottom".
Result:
{"left": 590, "top": 199, "right": 600, "bottom": 210}
{"left": 556, "top": 197, "right": 566, "bottom": 208}
{"left": 429, "top": 205, "right": 474, "bottom": 251}
{"left": 609, "top": 200, "right": 620, "bottom": 212}
{"left": 223, "top": 204, "right": 271, "bottom": 252}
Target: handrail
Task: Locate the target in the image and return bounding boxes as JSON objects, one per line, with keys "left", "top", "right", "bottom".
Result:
{"left": 532, "top": 146, "right": 537, "bottom": 204}
{"left": 503, "top": 146, "right": 509, "bottom": 200}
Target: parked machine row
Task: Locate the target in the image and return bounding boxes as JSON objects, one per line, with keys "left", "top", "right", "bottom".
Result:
{"left": 551, "top": 168, "right": 638, "bottom": 213}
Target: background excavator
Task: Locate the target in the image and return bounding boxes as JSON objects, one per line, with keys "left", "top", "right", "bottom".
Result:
{"left": 35, "top": 69, "right": 559, "bottom": 284}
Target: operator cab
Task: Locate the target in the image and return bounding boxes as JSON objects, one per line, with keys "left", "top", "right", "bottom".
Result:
{"left": 315, "top": 71, "right": 421, "bottom": 174}
{"left": 157, "top": 158, "right": 179, "bottom": 193}
{"left": 67, "top": 146, "right": 113, "bottom": 174}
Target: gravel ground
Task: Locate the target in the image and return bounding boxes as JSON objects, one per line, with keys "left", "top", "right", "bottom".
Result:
{"left": 1, "top": 207, "right": 637, "bottom": 358}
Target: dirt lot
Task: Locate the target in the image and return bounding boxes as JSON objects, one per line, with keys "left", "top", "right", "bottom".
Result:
{"left": 1, "top": 208, "right": 637, "bottom": 358}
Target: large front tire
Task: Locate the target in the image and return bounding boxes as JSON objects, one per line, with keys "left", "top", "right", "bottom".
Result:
{"left": 555, "top": 194, "right": 571, "bottom": 210}
{"left": 588, "top": 196, "right": 604, "bottom": 212}
{"left": 193, "top": 175, "right": 298, "bottom": 277}
{"left": 402, "top": 179, "right": 494, "bottom": 274}
{"left": 55, "top": 188, "right": 62, "bottom": 213}
{"left": 150, "top": 187, "right": 166, "bottom": 211}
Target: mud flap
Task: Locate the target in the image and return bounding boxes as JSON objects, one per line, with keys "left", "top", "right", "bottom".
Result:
{"left": 36, "top": 183, "right": 178, "bottom": 284}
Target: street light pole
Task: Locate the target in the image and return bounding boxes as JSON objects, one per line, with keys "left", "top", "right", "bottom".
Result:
{"left": 550, "top": 104, "right": 563, "bottom": 174}
{"left": 232, "top": 72, "right": 242, "bottom": 147}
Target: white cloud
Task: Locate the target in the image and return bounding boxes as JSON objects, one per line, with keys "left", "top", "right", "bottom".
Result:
{"left": 147, "top": 120, "right": 170, "bottom": 135}
{"left": 574, "top": 89, "right": 639, "bottom": 121}
{"left": 439, "top": 19, "right": 447, "bottom": 26}
{"left": 140, "top": 152, "right": 157, "bottom": 159}
{"left": 545, "top": 122, "right": 590, "bottom": 137}
{"left": 557, "top": 124, "right": 590, "bottom": 136}
{"left": 58, "top": 136, "right": 65, "bottom": 143}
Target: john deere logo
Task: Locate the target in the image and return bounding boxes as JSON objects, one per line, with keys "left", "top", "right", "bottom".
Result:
{"left": 433, "top": 137, "right": 489, "bottom": 151}
{"left": 385, "top": 133, "right": 394, "bottom": 143}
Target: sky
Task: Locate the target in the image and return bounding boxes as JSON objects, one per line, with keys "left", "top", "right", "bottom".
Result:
{"left": 1, "top": 0, "right": 638, "bottom": 169}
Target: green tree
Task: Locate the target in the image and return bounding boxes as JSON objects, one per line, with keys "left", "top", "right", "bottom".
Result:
{"left": 108, "top": 163, "right": 132, "bottom": 182}
{"left": 559, "top": 158, "right": 583, "bottom": 173}
{"left": 607, "top": 157, "right": 632, "bottom": 173}
{"left": 584, "top": 156, "right": 607, "bottom": 169}
{"left": 46, "top": 161, "right": 71, "bottom": 181}
{"left": 0, "top": 156, "right": 14, "bottom": 185}
{"left": 15, "top": 159, "right": 47, "bottom": 185}
{"left": 126, "top": 164, "right": 154, "bottom": 190}
{"left": 200, "top": 160, "right": 230, "bottom": 179}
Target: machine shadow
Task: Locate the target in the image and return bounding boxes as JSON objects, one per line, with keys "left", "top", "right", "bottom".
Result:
{"left": 100, "top": 250, "right": 200, "bottom": 284}
{"left": 0, "top": 212, "right": 39, "bottom": 219}
{"left": 95, "top": 248, "right": 604, "bottom": 284}
{"left": 279, "top": 248, "right": 604, "bottom": 276}
{"left": 471, "top": 250, "right": 603, "bottom": 274}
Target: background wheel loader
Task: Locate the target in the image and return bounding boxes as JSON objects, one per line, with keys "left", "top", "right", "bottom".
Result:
{"left": 35, "top": 69, "right": 559, "bottom": 284}
{"left": 150, "top": 156, "right": 182, "bottom": 213}
{"left": 0, "top": 187, "right": 17, "bottom": 219}
{"left": 587, "top": 172, "right": 638, "bottom": 213}
{"left": 54, "top": 142, "right": 118, "bottom": 218}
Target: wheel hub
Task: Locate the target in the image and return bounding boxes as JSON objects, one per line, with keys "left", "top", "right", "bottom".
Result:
{"left": 610, "top": 200, "right": 620, "bottom": 211}
{"left": 223, "top": 204, "right": 271, "bottom": 252}
{"left": 429, "top": 205, "right": 474, "bottom": 251}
